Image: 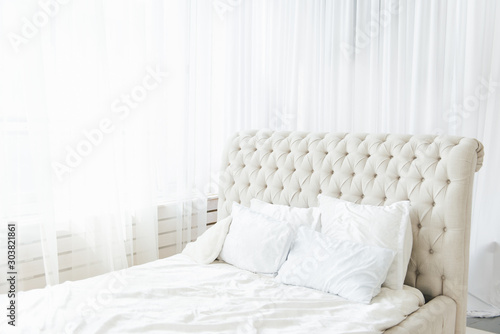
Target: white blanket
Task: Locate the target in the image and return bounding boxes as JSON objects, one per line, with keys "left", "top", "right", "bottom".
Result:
{"left": 1, "top": 254, "right": 424, "bottom": 334}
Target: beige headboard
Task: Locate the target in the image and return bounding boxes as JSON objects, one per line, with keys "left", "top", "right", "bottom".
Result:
{"left": 217, "top": 130, "right": 484, "bottom": 333}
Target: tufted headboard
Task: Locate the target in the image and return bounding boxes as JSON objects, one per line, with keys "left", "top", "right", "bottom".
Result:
{"left": 217, "top": 130, "right": 484, "bottom": 333}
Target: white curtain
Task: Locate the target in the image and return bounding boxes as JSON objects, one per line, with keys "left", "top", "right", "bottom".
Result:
{"left": 0, "top": 0, "right": 209, "bottom": 291}
{"left": 209, "top": 0, "right": 500, "bottom": 316}
{"left": 1, "top": 0, "right": 499, "bottom": 317}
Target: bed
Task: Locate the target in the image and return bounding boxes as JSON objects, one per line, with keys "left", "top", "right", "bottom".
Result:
{"left": 1, "top": 130, "right": 484, "bottom": 334}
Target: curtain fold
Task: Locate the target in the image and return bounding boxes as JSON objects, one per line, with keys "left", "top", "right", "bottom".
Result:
{"left": 0, "top": 0, "right": 210, "bottom": 291}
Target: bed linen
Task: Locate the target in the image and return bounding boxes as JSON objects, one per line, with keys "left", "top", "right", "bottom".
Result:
{"left": 1, "top": 254, "right": 424, "bottom": 334}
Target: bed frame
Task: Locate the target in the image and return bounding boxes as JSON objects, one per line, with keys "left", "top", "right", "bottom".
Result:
{"left": 217, "top": 130, "right": 484, "bottom": 334}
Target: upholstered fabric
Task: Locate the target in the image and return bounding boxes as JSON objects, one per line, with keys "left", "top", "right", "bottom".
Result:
{"left": 385, "top": 295, "right": 456, "bottom": 334}
{"left": 217, "top": 130, "right": 483, "bottom": 334}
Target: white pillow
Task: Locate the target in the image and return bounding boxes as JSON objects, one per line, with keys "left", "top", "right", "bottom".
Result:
{"left": 276, "top": 226, "right": 395, "bottom": 304}
{"left": 218, "top": 202, "right": 294, "bottom": 274}
{"left": 250, "top": 198, "right": 321, "bottom": 231}
{"left": 182, "top": 215, "right": 232, "bottom": 264}
{"left": 318, "top": 195, "right": 412, "bottom": 290}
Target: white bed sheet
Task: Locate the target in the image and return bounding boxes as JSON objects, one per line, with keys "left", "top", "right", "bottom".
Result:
{"left": 1, "top": 254, "right": 424, "bottom": 334}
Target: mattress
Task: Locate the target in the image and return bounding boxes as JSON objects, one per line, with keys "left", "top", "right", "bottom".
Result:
{"left": 1, "top": 254, "right": 424, "bottom": 334}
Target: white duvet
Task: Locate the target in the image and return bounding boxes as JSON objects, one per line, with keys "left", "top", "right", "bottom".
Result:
{"left": 1, "top": 254, "right": 424, "bottom": 334}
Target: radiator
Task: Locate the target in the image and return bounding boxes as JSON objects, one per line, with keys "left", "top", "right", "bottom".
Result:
{"left": 0, "top": 197, "right": 218, "bottom": 293}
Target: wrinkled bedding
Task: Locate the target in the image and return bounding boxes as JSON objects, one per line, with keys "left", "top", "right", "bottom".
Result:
{"left": 0, "top": 254, "right": 424, "bottom": 334}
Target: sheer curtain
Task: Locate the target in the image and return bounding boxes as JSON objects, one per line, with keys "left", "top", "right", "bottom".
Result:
{"left": 1, "top": 0, "right": 499, "bottom": 317}
{"left": 0, "top": 0, "right": 210, "bottom": 291}
{"left": 209, "top": 0, "right": 500, "bottom": 316}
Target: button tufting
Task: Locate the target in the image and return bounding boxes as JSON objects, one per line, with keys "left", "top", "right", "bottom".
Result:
{"left": 383, "top": 196, "right": 387, "bottom": 201}
{"left": 389, "top": 155, "right": 394, "bottom": 159}
{"left": 397, "top": 176, "right": 401, "bottom": 180}
{"left": 330, "top": 170, "right": 334, "bottom": 174}
{"left": 319, "top": 189, "right": 322, "bottom": 194}
{"left": 421, "top": 178, "right": 425, "bottom": 182}
{"left": 415, "top": 270, "right": 420, "bottom": 276}
{"left": 443, "top": 227, "right": 447, "bottom": 232}
{"left": 447, "top": 180, "right": 451, "bottom": 184}
{"left": 339, "top": 192, "right": 343, "bottom": 196}
{"left": 360, "top": 194, "right": 364, "bottom": 199}
{"left": 441, "top": 275, "right": 446, "bottom": 280}
{"left": 367, "top": 154, "right": 371, "bottom": 158}
{"left": 413, "top": 156, "right": 417, "bottom": 160}
{"left": 352, "top": 172, "right": 355, "bottom": 176}
{"left": 429, "top": 249, "right": 434, "bottom": 254}
{"left": 432, "top": 202, "right": 436, "bottom": 207}
{"left": 438, "top": 157, "right": 442, "bottom": 161}
{"left": 374, "top": 174, "right": 377, "bottom": 178}
{"left": 418, "top": 223, "right": 422, "bottom": 229}
{"left": 345, "top": 152, "right": 349, "bottom": 156}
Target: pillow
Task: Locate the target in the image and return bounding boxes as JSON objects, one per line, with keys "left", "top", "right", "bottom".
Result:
{"left": 182, "top": 215, "right": 232, "bottom": 264}
{"left": 250, "top": 198, "right": 321, "bottom": 231}
{"left": 276, "top": 226, "right": 395, "bottom": 303}
{"left": 317, "top": 195, "right": 412, "bottom": 290}
{"left": 218, "top": 202, "right": 294, "bottom": 274}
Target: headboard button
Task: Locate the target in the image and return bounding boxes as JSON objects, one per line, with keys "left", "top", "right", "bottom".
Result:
{"left": 417, "top": 223, "right": 422, "bottom": 229}
{"left": 441, "top": 275, "right": 446, "bottom": 280}
{"left": 443, "top": 227, "right": 447, "bottom": 232}
{"left": 447, "top": 180, "right": 451, "bottom": 184}
{"left": 429, "top": 249, "right": 434, "bottom": 254}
